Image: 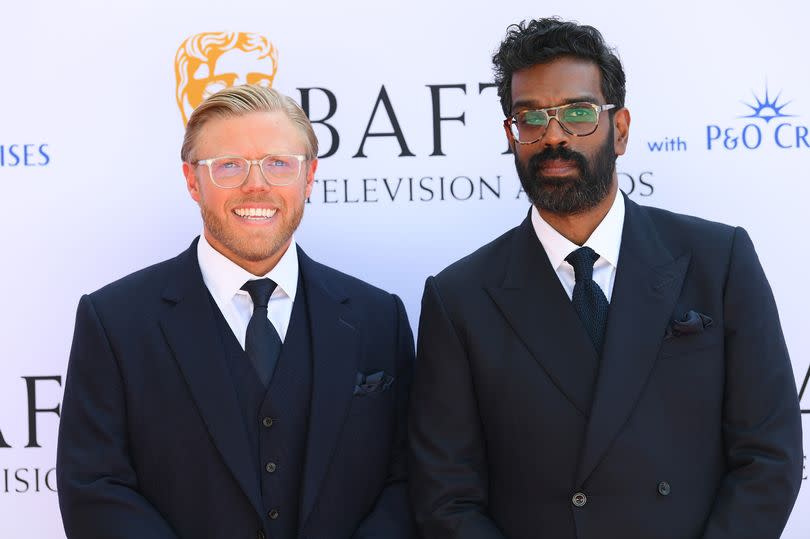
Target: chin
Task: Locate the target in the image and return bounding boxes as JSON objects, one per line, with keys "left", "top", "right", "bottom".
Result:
{"left": 236, "top": 241, "right": 286, "bottom": 263}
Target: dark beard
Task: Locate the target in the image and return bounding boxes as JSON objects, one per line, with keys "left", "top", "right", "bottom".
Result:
{"left": 515, "top": 128, "right": 616, "bottom": 215}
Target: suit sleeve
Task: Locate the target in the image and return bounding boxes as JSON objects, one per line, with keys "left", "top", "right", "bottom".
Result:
{"left": 409, "top": 277, "right": 506, "bottom": 539}
{"left": 701, "top": 227, "right": 803, "bottom": 539}
{"left": 353, "top": 294, "right": 416, "bottom": 539}
{"left": 57, "top": 295, "right": 180, "bottom": 539}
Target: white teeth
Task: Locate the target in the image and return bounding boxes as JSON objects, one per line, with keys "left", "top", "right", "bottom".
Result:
{"left": 234, "top": 208, "right": 277, "bottom": 219}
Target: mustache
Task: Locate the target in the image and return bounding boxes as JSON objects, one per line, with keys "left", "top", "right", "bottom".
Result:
{"left": 527, "top": 146, "right": 588, "bottom": 178}
{"left": 229, "top": 196, "right": 280, "bottom": 206}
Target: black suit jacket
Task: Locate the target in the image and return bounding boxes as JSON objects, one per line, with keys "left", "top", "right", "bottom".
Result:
{"left": 410, "top": 197, "right": 802, "bottom": 539}
{"left": 57, "top": 240, "right": 415, "bottom": 539}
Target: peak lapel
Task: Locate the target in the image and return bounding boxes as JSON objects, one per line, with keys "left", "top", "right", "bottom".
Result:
{"left": 486, "top": 217, "right": 599, "bottom": 416}
{"left": 297, "top": 248, "right": 359, "bottom": 530}
{"left": 158, "top": 239, "right": 263, "bottom": 518}
{"left": 575, "top": 199, "right": 690, "bottom": 486}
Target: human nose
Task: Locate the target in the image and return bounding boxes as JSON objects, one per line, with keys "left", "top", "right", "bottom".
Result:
{"left": 240, "top": 161, "right": 272, "bottom": 191}
{"left": 540, "top": 116, "right": 570, "bottom": 147}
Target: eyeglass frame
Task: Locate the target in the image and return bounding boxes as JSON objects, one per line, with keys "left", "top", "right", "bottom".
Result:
{"left": 194, "top": 154, "right": 308, "bottom": 188}
{"left": 504, "top": 102, "right": 616, "bottom": 144}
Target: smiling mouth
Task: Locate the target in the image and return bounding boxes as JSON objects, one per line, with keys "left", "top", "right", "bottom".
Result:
{"left": 233, "top": 207, "right": 277, "bottom": 220}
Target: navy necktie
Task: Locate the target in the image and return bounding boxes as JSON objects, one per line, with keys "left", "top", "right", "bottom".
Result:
{"left": 565, "top": 246, "right": 609, "bottom": 355}
{"left": 241, "top": 279, "right": 282, "bottom": 386}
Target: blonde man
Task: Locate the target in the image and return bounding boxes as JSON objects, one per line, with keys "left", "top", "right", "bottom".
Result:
{"left": 58, "top": 86, "right": 415, "bottom": 539}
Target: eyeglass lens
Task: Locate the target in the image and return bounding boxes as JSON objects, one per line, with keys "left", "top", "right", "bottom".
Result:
{"left": 515, "top": 103, "right": 600, "bottom": 139}
{"left": 209, "top": 156, "right": 300, "bottom": 187}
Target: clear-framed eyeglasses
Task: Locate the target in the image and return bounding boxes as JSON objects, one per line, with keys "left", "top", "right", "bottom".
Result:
{"left": 195, "top": 154, "right": 307, "bottom": 188}
{"left": 505, "top": 102, "right": 616, "bottom": 144}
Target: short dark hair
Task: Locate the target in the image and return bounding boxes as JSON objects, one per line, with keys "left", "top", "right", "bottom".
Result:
{"left": 492, "top": 18, "right": 626, "bottom": 116}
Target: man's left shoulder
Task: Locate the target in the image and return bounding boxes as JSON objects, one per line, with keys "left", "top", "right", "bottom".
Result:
{"left": 300, "top": 250, "right": 400, "bottom": 310}
{"left": 634, "top": 200, "right": 739, "bottom": 251}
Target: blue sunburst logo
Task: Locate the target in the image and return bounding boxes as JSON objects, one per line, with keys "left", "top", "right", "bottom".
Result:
{"left": 740, "top": 86, "right": 793, "bottom": 123}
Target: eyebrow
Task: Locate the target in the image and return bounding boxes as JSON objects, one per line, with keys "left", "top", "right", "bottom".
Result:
{"left": 511, "top": 95, "right": 601, "bottom": 113}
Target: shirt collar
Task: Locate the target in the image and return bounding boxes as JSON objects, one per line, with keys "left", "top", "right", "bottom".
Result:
{"left": 197, "top": 232, "right": 299, "bottom": 305}
{"left": 530, "top": 190, "right": 625, "bottom": 270}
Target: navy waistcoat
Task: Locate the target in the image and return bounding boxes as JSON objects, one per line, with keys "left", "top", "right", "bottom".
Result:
{"left": 209, "top": 277, "right": 313, "bottom": 539}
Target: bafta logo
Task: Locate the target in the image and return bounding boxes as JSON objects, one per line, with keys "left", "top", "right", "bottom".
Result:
{"left": 174, "top": 31, "right": 278, "bottom": 125}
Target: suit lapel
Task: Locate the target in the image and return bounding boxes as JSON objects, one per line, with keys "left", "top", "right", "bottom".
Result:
{"left": 158, "top": 239, "right": 263, "bottom": 518}
{"left": 297, "top": 247, "right": 359, "bottom": 530}
{"left": 487, "top": 216, "right": 599, "bottom": 416}
{"left": 575, "top": 197, "right": 690, "bottom": 486}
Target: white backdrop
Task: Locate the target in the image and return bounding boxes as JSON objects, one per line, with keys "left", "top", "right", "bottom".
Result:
{"left": 0, "top": 0, "right": 807, "bottom": 537}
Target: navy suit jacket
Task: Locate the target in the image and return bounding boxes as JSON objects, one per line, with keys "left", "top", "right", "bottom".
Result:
{"left": 57, "top": 240, "right": 415, "bottom": 539}
{"left": 410, "top": 196, "right": 803, "bottom": 539}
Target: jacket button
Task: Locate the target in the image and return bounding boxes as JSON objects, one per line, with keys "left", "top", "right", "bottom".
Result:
{"left": 658, "top": 481, "right": 671, "bottom": 496}
{"left": 262, "top": 417, "right": 274, "bottom": 428}
{"left": 572, "top": 492, "right": 587, "bottom": 507}
{"left": 268, "top": 509, "right": 279, "bottom": 520}
{"left": 265, "top": 462, "right": 277, "bottom": 473}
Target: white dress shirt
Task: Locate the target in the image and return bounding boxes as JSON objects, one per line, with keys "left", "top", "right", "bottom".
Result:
{"left": 197, "top": 233, "right": 299, "bottom": 347}
{"left": 531, "top": 191, "right": 625, "bottom": 302}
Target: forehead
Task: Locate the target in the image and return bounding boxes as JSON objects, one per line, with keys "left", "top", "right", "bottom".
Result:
{"left": 195, "top": 111, "right": 305, "bottom": 155}
{"left": 510, "top": 57, "right": 604, "bottom": 111}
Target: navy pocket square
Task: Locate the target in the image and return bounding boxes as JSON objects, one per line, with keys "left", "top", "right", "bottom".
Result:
{"left": 665, "top": 310, "right": 713, "bottom": 338}
{"left": 353, "top": 371, "right": 394, "bottom": 396}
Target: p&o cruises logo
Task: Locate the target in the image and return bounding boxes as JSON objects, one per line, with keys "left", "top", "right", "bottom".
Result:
{"left": 707, "top": 85, "right": 809, "bottom": 150}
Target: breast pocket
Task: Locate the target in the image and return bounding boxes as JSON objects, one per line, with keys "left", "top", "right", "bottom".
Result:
{"left": 659, "top": 328, "right": 722, "bottom": 359}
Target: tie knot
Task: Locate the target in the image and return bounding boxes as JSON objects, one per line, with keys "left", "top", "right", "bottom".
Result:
{"left": 241, "top": 278, "right": 278, "bottom": 309}
{"left": 565, "top": 246, "right": 600, "bottom": 281}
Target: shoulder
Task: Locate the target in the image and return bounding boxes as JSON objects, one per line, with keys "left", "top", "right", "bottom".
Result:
{"left": 300, "top": 251, "right": 404, "bottom": 315}
{"left": 300, "top": 254, "right": 414, "bottom": 348}
{"left": 640, "top": 202, "right": 736, "bottom": 241}
{"left": 631, "top": 200, "right": 743, "bottom": 259}
{"left": 85, "top": 246, "right": 193, "bottom": 311}
{"left": 310, "top": 257, "right": 390, "bottom": 297}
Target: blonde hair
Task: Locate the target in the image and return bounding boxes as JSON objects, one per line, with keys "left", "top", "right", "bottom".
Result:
{"left": 174, "top": 32, "right": 278, "bottom": 125}
{"left": 181, "top": 85, "right": 319, "bottom": 163}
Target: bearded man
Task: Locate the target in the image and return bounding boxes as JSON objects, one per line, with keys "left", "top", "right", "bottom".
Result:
{"left": 409, "top": 17, "right": 802, "bottom": 539}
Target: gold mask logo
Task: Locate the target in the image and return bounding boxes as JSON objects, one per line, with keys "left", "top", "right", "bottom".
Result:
{"left": 174, "top": 32, "right": 279, "bottom": 125}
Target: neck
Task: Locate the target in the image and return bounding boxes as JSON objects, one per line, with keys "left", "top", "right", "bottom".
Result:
{"left": 539, "top": 179, "right": 618, "bottom": 246}
{"left": 237, "top": 256, "right": 286, "bottom": 278}
{"left": 203, "top": 231, "right": 291, "bottom": 277}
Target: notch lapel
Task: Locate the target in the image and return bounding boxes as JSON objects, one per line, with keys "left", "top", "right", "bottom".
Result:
{"left": 486, "top": 217, "right": 599, "bottom": 416}
{"left": 297, "top": 248, "right": 359, "bottom": 531}
{"left": 575, "top": 198, "right": 690, "bottom": 486}
{"left": 158, "top": 239, "right": 263, "bottom": 518}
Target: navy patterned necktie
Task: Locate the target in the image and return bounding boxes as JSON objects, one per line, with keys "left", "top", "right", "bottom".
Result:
{"left": 565, "top": 247, "right": 609, "bottom": 355}
{"left": 241, "top": 278, "right": 282, "bottom": 386}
